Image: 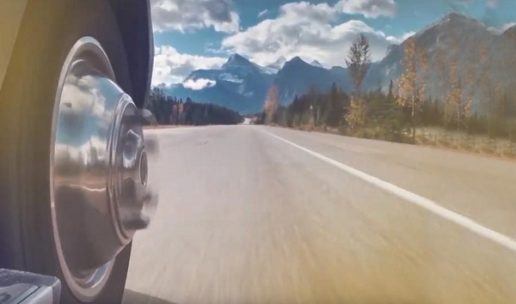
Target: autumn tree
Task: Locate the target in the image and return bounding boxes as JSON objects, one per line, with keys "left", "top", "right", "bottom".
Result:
{"left": 346, "top": 98, "right": 368, "bottom": 131}
{"left": 444, "top": 61, "right": 472, "bottom": 130}
{"left": 345, "top": 34, "right": 371, "bottom": 130}
{"left": 264, "top": 85, "right": 279, "bottom": 124}
{"left": 397, "top": 37, "right": 428, "bottom": 140}
{"left": 442, "top": 36, "right": 479, "bottom": 130}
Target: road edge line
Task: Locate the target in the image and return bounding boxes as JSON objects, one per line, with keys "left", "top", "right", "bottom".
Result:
{"left": 262, "top": 129, "right": 516, "bottom": 253}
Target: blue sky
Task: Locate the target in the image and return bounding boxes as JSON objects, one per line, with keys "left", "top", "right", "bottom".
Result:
{"left": 151, "top": 0, "right": 516, "bottom": 86}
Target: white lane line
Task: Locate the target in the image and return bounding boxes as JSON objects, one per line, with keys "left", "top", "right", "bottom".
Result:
{"left": 144, "top": 126, "right": 201, "bottom": 134}
{"left": 262, "top": 129, "right": 516, "bottom": 253}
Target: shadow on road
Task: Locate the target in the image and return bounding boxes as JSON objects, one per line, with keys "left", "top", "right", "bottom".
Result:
{"left": 123, "top": 289, "right": 178, "bottom": 304}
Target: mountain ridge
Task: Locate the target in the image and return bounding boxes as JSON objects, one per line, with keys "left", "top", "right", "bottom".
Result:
{"left": 166, "top": 12, "right": 516, "bottom": 114}
{"left": 167, "top": 53, "right": 348, "bottom": 113}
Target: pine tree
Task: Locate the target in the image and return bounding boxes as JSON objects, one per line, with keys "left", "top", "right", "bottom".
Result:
{"left": 326, "top": 83, "right": 341, "bottom": 127}
{"left": 388, "top": 79, "right": 394, "bottom": 101}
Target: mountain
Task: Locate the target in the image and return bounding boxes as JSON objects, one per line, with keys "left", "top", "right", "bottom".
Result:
{"left": 366, "top": 13, "right": 516, "bottom": 111}
{"left": 266, "top": 56, "right": 287, "bottom": 72}
{"left": 310, "top": 60, "right": 323, "bottom": 68}
{"left": 168, "top": 54, "right": 350, "bottom": 113}
{"left": 273, "top": 57, "right": 351, "bottom": 103}
{"left": 503, "top": 24, "right": 516, "bottom": 40}
{"left": 167, "top": 13, "right": 516, "bottom": 114}
{"left": 168, "top": 54, "right": 273, "bottom": 113}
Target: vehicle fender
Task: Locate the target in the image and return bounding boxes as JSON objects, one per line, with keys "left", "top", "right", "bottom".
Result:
{"left": 110, "top": 0, "right": 154, "bottom": 108}
{"left": 0, "top": 1, "right": 28, "bottom": 92}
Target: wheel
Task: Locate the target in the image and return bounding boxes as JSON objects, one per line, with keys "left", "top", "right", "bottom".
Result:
{"left": 0, "top": 1, "right": 152, "bottom": 303}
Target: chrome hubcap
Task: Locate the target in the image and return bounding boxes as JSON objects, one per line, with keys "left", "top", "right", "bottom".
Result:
{"left": 50, "top": 37, "right": 155, "bottom": 301}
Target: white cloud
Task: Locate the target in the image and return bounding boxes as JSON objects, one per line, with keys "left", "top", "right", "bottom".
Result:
{"left": 486, "top": 0, "right": 498, "bottom": 8}
{"left": 449, "top": 0, "right": 498, "bottom": 9}
{"left": 386, "top": 31, "right": 416, "bottom": 44}
{"left": 258, "top": 9, "right": 269, "bottom": 19}
{"left": 337, "top": 0, "right": 397, "bottom": 18}
{"left": 152, "top": 46, "right": 226, "bottom": 86}
{"left": 222, "top": 2, "right": 402, "bottom": 68}
{"left": 183, "top": 78, "right": 217, "bottom": 90}
{"left": 151, "top": 0, "right": 240, "bottom": 33}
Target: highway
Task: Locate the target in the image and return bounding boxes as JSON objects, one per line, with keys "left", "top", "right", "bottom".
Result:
{"left": 123, "top": 125, "right": 516, "bottom": 304}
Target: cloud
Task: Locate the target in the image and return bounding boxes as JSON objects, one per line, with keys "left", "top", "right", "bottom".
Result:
{"left": 486, "top": 0, "right": 498, "bottom": 8}
{"left": 152, "top": 46, "right": 226, "bottom": 86}
{"left": 386, "top": 31, "right": 416, "bottom": 43}
{"left": 183, "top": 78, "right": 217, "bottom": 90}
{"left": 258, "top": 9, "right": 269, "bottom": 19}
{"left": 337, "top": 0, "right": 397, "bottom": 18}
{"left": 278, "top": 2, "right": 338, "bottom": 23}
{"left": 446, "top": 0, "right": 498, "bottom": 9}
{"left": 151, "top": 0, "right": 240, "bottom": 33}
{"left": 222, "top": 2, "right": 403, "bottom": 68}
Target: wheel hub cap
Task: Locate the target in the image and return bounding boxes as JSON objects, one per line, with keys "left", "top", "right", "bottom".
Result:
{"left": 50, "top": 37, "right": 155, "bottom": 300}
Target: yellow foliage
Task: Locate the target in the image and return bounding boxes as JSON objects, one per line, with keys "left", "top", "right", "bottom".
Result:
{"left": 345, "top": 97, "right": 367, "bottom": 130}
{"left": 396, "top": 38, "right": 427, "bottom": 118}
{"left": 264, "top": 85, "right": 279, "bottom": 124}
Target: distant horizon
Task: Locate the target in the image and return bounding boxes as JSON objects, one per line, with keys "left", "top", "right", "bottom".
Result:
{"left": 152, "top": 11, "right": 515, "bottom": 90}
{"left": 151, "top": 0, "right": 516, "bottom": 87}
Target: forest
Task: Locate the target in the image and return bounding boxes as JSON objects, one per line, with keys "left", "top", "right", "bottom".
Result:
{"left": 146, "top": 87, "right": 243, "bottom": 126}
{"left": 258, "top": 34, "right": 516, "bottom": 156}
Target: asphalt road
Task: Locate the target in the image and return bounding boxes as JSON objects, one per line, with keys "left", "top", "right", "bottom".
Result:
{"left": 123, "top": 125, "right": 516, "bottom": 304}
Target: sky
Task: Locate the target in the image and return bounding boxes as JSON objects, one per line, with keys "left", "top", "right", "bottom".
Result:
{"left": 150, "top": 0, "right": 516, "bottom": 86}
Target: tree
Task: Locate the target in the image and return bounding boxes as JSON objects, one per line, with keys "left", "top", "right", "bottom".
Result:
{"left": 444, "top": 61, "right": 471, "bottom": 129}
{"left": 146, "top": 90, "right": 242, "bottom": 126}
{"left": 442, "top": 37, "right": 477, "bottom": 131}
{"left": 345, "top": 34, "right": 371, "bottom": 130}
{"left": 397, "top": 37, "right": 428, "bottom": 140}
{"left": 346, "top": 34, "right": 371, "bottom": 95}
{"left": 345, "top": 98, "right": 367, "bottom": 131}
{"left": 388, "top": 79, "right": 394, "bottom": 101}
{"left": 264, "top": 85, "right": 279, "bottom": 124}
{"left": 146, "top": 87, "right": 171, "bottom": 124}
{"left": 325, "top": 83, "right": 345, "bottom": 127}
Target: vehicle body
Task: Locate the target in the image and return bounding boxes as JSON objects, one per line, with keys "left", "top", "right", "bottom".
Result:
{"left": 0, "top": 1, "right": 155, "bottom": 303}
{"left": 0, "top": 1, "right": 153, "bottom": 103}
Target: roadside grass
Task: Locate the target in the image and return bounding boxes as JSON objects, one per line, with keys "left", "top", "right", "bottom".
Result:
{"left": 415, "top": 127, "right": 516, "bottom": 159}
{"left": 281, "top": 124, "right": 516, "bottom": 159}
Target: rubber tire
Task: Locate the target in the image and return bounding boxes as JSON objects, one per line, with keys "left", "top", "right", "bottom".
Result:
{"left": 0, "top": 1, "right": 133, "bottom": 303}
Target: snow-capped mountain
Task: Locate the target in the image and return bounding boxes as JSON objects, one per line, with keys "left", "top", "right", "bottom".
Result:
{"left": 168, "top": 54, "right": 273, "bottom": 113}
{"left": 169, "top": 54, "right": 349, "bottom": 113}
{"left": 503, "top": 24, "right": 516, "bottom": 40}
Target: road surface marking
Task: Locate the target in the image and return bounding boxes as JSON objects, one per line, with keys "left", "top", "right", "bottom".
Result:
{"left": 263, "top": 129, "right": 516, "bottom": 253}
{"left": 144, "top": 126, "right": 201, "bottom": 134}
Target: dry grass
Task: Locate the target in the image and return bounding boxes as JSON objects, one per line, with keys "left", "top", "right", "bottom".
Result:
{"left": 416, "top": 127, "right": 516, "bottom": 159}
